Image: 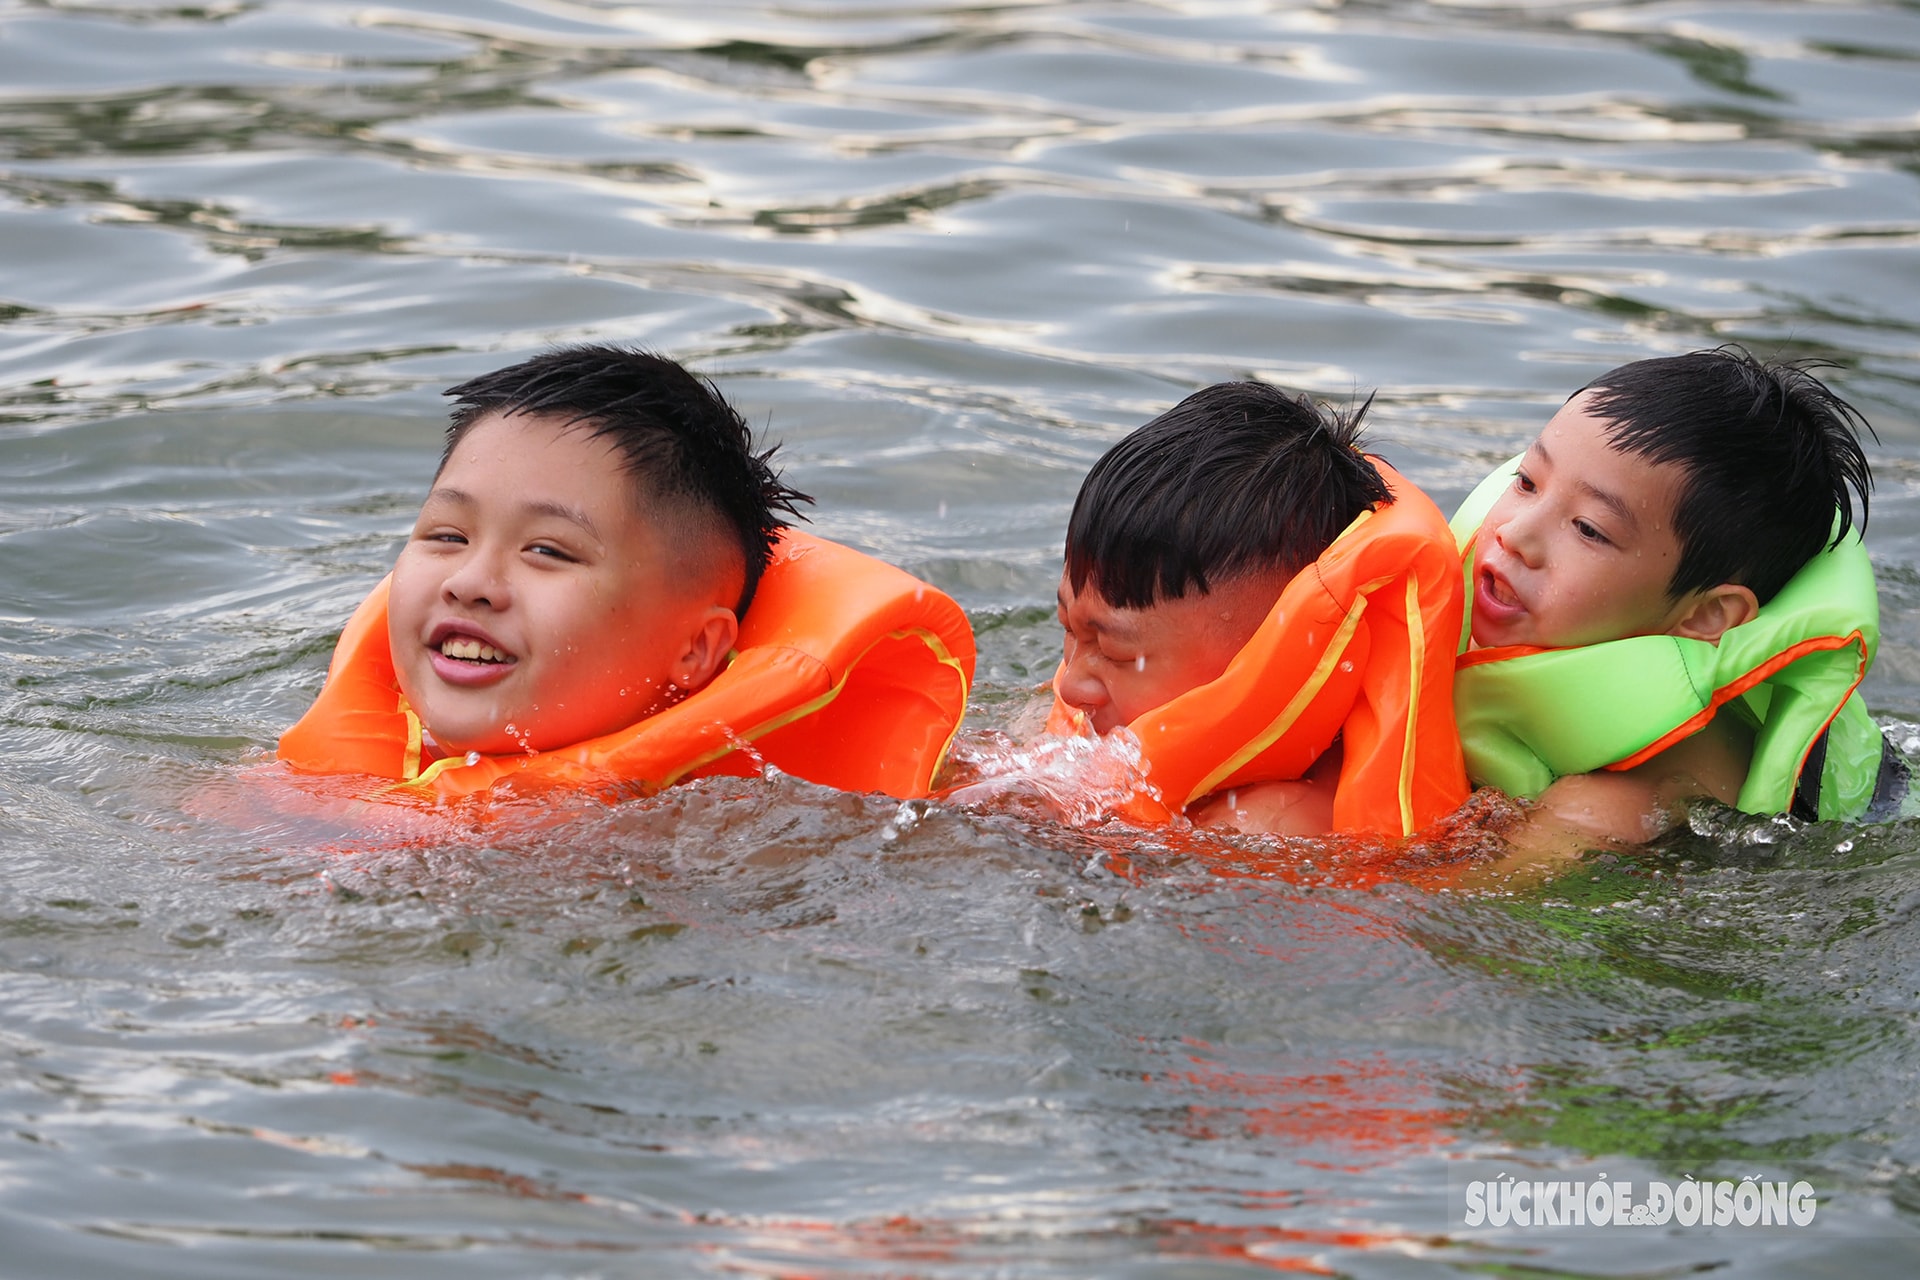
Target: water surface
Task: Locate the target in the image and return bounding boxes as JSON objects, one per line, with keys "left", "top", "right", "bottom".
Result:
{"left": 5, "top": 0, "right": 1920, "bottom": 1274}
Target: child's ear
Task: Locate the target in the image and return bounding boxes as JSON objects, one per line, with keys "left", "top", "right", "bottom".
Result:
{"left": 1668, "top": 583, "right": 1759, "bottom": 644}
{"left": 672, "top": 606, "right": 740, "bottom": 693}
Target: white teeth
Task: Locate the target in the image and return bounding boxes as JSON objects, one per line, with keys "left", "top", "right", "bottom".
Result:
{"left": 440, "top": 637, "right": 509, "bottom": 662}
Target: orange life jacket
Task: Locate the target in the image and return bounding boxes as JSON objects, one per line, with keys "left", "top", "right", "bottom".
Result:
{"left": 1045, "top": 461, "right": 1469, "bottom": 836}
{"left": 277, "top": 529, "right": 975, "bottom": 802}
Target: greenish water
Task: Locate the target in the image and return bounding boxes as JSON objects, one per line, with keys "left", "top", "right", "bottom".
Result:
{"left": 4, "top": 1, "right": 1920, "bottom": 1274}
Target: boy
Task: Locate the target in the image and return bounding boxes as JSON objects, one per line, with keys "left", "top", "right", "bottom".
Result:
{"left": 384, "top": 344, "right": 806, "bottom": 761}
{"left": 1050, "top": 381, "right": 1469, "bottom": 837}
{"left": 279, "top": 344, "right": 974, "bottom": 800}
{"left": 1454, "top": 346, "right": 1899, "bottom": 859}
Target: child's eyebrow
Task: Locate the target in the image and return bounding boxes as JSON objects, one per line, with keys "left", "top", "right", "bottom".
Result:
{"left": 424, "top": 486, "right": 602, "bottom": 539}
{"left": 1055, "top": 586, "right": 1138, "bottom": 641}
{"left": 1056, "top": 586, "right": 1095, "bottom": 629}
{"left": 524, "top": 498, "right": 602, "bottom": 538}
{"left": 1576, "top": 479, "right": 1638, "bottom": 531}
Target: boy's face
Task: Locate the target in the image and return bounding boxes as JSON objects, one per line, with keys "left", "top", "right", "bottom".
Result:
{"left": 1055, "top": 570, "right": 1277, "bottom": 735}
{"left": 1470, "top": 391, "right": 1697, "bottom": 650}
{"left": 387, "top": 410, "right": 730, "bottom": 757}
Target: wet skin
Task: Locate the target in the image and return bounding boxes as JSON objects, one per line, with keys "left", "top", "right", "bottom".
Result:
{"left": 1054, "top": 569, "right": 1280, "bottom": 737}
{"left": 1054, "top": 567, "right": 1337, "bottom": 834}
{"left": 1467, "top": 390, "right": 1763, "bottom": 862}
{"left": 386, "top": 410, "right": 737, "bottom": 758}
{"left": 1470, "top": 391, "right": 1705, "bottom": 650}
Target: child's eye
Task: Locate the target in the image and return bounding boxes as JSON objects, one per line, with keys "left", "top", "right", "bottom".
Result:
{"left": 1572, "top": 519, "right": 1609, "bottom": 544}
{"left": 1513, "top": 469, "right": 1537, "bottom": 494}
{"left": 423, "top": 530, "right": 466, "bottom": 545}
{"left": 529, "top": 543, "right": 576, "bottom": 562}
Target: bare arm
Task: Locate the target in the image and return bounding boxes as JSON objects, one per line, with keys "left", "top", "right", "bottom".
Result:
{"left": 1187, "top": 744, "right": 1342, "bottom": 837}
{"left": 1465, "top": 710, "right": 1754, "bottom": 886}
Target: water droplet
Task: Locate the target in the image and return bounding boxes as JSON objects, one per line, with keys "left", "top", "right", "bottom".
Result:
{"left": 1134, "top": 655, "right": 1146, "bottom": 672}
{"left": 464, "top": 751, "right": 481, "bottom": 767}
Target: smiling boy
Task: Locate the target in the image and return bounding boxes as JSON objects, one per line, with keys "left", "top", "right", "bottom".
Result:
{"left": 385, "top": 347, "right": 802, "bottom": 761}
{"left": 1454, "top": 346, "right": 1899, "bottom": 856}
{"left": 279, "top": 346, "right": 972, "bottom": 802}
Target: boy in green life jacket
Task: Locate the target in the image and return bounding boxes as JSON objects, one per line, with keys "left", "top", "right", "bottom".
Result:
{"left": 1452, "top": 345, "right": 1904, "bottom": 869}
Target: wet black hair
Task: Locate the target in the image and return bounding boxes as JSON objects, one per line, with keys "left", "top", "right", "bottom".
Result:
{"left": 442, "top": 344, "right": 812, "bottom": 616}
{"left": 1582, "top": 345, "right": 1875, "bottom": 605}
{"left": 1064, "top": 381, "right": 1393, "bottom": 609}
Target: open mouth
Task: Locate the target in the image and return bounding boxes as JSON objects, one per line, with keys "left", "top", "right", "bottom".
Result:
{"left": 439, "top": 636, "right": 512, "bottom": 664}
{"left": 426, "top": 623, "right": 518, "bottom": 679}
{"left": 1480, "top": 567, "right": 1522, "bottom": 611}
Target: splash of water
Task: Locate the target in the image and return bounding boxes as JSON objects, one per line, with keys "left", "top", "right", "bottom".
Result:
{"left": 937, "top": 726, "right": 1167, "bottom": 828}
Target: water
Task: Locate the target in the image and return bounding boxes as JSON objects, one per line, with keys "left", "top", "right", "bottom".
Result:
{"left": 5, "top": 0, "right": 1920, "bottom": 1273}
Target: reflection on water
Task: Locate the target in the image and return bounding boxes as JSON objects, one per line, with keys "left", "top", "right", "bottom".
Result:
{"left": 4, "top": 0, "right": 1920, "bottom": 1275}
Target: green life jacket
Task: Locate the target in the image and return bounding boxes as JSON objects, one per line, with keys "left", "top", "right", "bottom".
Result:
{"left": 1450, "top": 460, "right": 1900, "bottom": 821}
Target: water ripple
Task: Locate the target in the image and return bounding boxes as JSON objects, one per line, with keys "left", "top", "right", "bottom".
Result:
{"left": 4, "top": 1, "right": 1920, "bottom": 1273}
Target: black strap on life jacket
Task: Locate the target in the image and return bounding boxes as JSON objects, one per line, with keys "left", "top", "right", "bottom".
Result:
{"left": 1793, "top": 725, "right": 1911, "bottom": 824}
{"left": 1790, "top": 728, "right": 1829, "bottom": 823}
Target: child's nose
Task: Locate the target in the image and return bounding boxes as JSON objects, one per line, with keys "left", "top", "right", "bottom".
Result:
{"left": 442, "top": 546, "right": 509, "bottom": 608}
{"left": 1491, "top": 507, "right": 1545, "bottom": 568}
{"left": 1056, "top": 639, "right": 1109, "bottom": 716}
